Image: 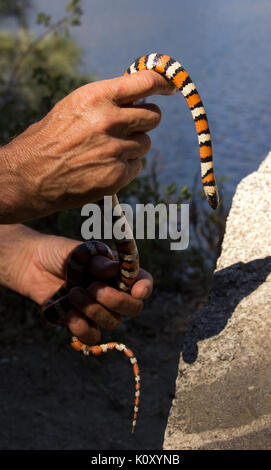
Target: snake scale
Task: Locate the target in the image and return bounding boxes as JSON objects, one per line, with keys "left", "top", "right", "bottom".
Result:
{"left": 41, "top": 53, "right": 219, "bottom": 434}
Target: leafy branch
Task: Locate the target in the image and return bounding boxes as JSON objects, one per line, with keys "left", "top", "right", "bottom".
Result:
{"left": 5, "top": 0, "right": 84, "bottom": 90}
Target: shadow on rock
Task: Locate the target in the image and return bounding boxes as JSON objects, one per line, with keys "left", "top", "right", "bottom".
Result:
{"left": 182, "top": 256, "right": 271, "bottom": 364}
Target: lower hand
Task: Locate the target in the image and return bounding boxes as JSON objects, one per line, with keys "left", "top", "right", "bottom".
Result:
{"left": 0, "top": 224, "right": 152, "bottom": 344}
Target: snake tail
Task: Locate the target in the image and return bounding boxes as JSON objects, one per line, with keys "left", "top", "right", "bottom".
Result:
{"left": 70, "top": 337, "right": 140, "bottom": 433}
{"left": 125, "top": 53, "right": 219, "bottom": 210}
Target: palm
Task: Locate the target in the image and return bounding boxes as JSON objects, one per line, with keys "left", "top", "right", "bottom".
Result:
{"left": 19, "top": 235, "right": 80, "bottom": 305}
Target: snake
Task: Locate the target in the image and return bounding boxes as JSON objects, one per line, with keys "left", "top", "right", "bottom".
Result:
{"left": 41, "top": 53, "right": 219, "bottom": 434}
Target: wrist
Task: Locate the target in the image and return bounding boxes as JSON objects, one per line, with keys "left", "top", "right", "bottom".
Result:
{"left": 0, "top": 131, "right": 50, "bottom": 224}
{"left": 0, "top": 224, "right": 42, "bottom": 295}
{"left": 0, "top": 145, "right": 26, "bottom": 223}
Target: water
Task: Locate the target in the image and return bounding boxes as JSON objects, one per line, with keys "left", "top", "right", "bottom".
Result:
{"left": 30, "top": 0, "right": 271, "bottom": 203}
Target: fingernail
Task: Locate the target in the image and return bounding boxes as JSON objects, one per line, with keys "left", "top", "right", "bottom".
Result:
{"left": 171, "top": 85, "right": 179, "bottom": 94}
{"left": 100, "top": 258, "right": 113, "bottom": 268}
{"left": 101, "top": 259, "right": 118, "bottom": 269}
{"left": 142, "top": 287, "right": 151, "bottom": 299}
{"left": 66, "top": 311, "right": 80, "bottom": 326}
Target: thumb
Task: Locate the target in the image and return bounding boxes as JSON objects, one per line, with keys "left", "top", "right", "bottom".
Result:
{"left": 88, "top": 255, "right": 120, "bottom": 279}
{"left": 38, "top": 235, "right": 81, "bottom": 279}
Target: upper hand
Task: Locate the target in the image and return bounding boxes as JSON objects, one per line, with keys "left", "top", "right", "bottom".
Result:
{"left": 0, "top": 71, "right": 176, "bottom": 224}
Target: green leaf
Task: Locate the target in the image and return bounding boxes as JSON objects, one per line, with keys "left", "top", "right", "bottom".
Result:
{"left": 166, "top": 182, "right": 177, "bottom": 195}
{"left": 70, "top": 16, "right": 81, "bottom": 26}
{"left": 180, "top": 185, "right": 192, "bottom": 200}
{"left": 66, "top": 0, "right": 82, "bottom": 14}
{"left": 36, "top": 12, "right": 51, "bottom": 27}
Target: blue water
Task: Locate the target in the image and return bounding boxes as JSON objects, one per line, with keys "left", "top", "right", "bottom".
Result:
{"left": 30, "top": 0, "right": 271, "bottom": 203}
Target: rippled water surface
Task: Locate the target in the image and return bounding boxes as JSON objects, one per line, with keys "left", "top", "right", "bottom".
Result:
{"left": 32, "top": 0, "right": 271, "bottom": 202}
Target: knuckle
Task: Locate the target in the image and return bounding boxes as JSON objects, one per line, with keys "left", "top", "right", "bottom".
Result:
{"left": 107, "top": 314, "right": 122, "bottom": 330}
{"left": 135, "top": 157, "right": 143, "bottom": 171}
{"left": 88, "top": 329, "right": 101, "bottom": 345}
{"left": 104, "top": 289, "right": 126, "bottom": 312}
{"left": 102, "top": 113, "right": 119, "bottom": 132}
{"left": 77, "top": 82, "right": 102, "bottom": 103}
{"left": 145, "top": 133, "right": 152, "bottom": 146}
{"left": 97, "top": 159, "right": 127, "bottom": 194}
{"left": 151, "top": 106, "right": 162, "bottom": 126}
{"left": 115, "top": 161, "right": 128, "bottom": 183}
{"left": 88, "top": 303, "right": 103, "bottom": 322}
{"left": 109, "top": 293, "right": 124, "bottom": 311}
{"left": 141, "top": 71, "right": 156, "bottom": 92}
{"left": 149, "top": 103, "right": 162, "bottom": 115}
{"left": 89, "top": 303, "right": 122, "bottom": 331}
{"left": 128, "top": 158, "right": 143, "bottom": 180}
{"left": 110, "top": 138, "right": 124, "bottom": 157}
{"left": 68, "top": 287, "right": 84, "bottom": 308}
{"left": 68, "top": 315, "right": 86, "bottom": 335}
{"left": 141, "top": 133, "right": 151, "bottom": 152}
{"left": 103, "top": 139, "right": 124, "bottom": 160}
{"left": 136, "top": 158, "right": 143, "bottom": 173}
{"left": 110, "top": 79, "right": 125, "bottom": 100}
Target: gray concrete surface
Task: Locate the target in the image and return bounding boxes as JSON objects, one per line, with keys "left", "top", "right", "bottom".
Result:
{"left": 163, "top": 151, "right": 271, "bottom": 450}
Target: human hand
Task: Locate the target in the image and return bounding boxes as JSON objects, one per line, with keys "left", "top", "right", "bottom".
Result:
{"left": 0, "top": 71, "right": 176, "bottom": 223}
{"left": 65, "top": 254, "right": 152, "bottom": 345}
{"left": 0, "top": 225, "right": 152, "bottom": 344}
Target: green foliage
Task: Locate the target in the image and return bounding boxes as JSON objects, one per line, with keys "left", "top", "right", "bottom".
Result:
{"left": 0, "top": 0, "right": 91, "bottom": 144}
{"left": 66, "top": 0, "right": 83, "bottom": 25}
{"left": 36, "top": 13, "right": 51, "bottom": 27}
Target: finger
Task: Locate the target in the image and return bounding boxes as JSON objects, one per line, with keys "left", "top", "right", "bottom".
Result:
{"left": 40, "top": 236, "right": 81, "bottom": 279}
{"left": 88, "top": 255, "right": 119, "bottom": 279}
{"left": 87, "top": 282, "right": 143, "bottom": 318}
{"left": 111, "top": 70, "right": 178, "bottom": 105}
{"left": 65, "top": 309, "right": 101, "bottom": 345}
{"left": 131, "top": 267, "right": 153, "bottom": 300}
{"left": 119, "top": 156, "right": 143, "bottom": 187}
{"left": 120, "top": 103, "right": 162, "bottom": 134}
{"left": 123, "top": 132, "right": 152, "bottom": 160}
{"left": 68, "top": 287, "right": 122, "bottom": 330}
{"left": 110, "top": 252, "right": 153, "bottom": 299}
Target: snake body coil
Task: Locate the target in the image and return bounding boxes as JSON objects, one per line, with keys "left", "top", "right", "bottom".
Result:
{"left": 41, "top": 53, "right": 219, "bottom": 434}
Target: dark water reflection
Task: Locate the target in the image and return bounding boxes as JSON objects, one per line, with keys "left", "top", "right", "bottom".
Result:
{"left": 31, "top": 0, "right": 271, "bottom": 202}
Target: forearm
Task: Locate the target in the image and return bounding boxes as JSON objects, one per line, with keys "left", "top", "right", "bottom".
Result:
{"left": 0, "top": 136, "right": 49, "bottom": 224}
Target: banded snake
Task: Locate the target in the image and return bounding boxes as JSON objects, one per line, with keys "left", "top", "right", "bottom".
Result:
{"left": 42, "top": 53, "right": 219, "bottom": 434}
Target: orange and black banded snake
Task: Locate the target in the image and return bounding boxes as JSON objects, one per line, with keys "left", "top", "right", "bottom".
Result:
{"left": 41, "top": 53, "right": 219, "bottom": 434}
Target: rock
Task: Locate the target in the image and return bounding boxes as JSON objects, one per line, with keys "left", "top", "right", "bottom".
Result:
{"left": 163, "top": 151, "right": 271, "bottom": 450}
